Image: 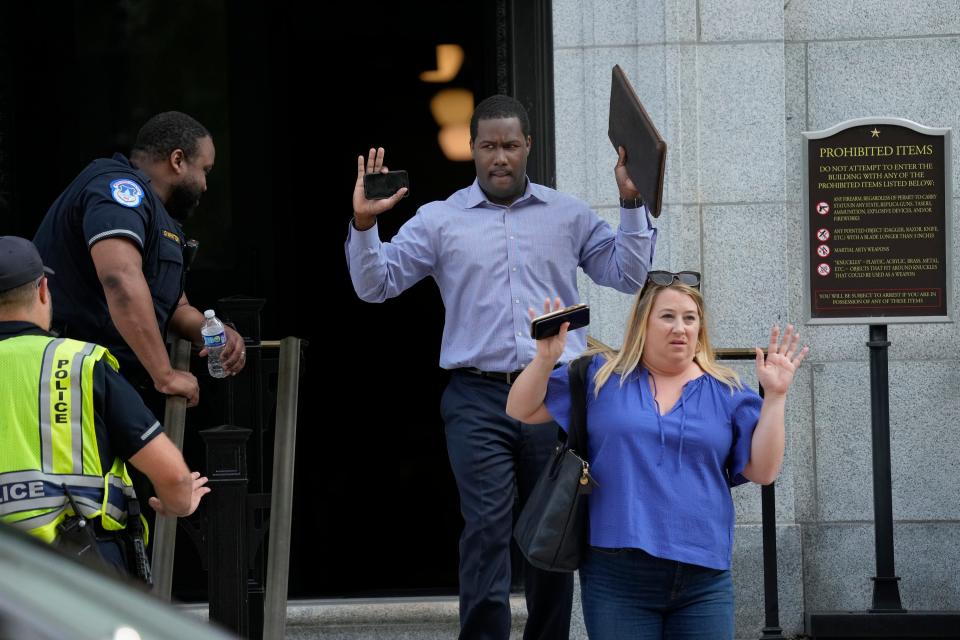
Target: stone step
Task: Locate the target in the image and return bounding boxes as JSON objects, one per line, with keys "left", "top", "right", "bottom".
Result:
{"left": 182, "top": 596, "right": 528, "bottom": 639}
{"left": 285, "top": 596, "right": 526, "bottom": 640}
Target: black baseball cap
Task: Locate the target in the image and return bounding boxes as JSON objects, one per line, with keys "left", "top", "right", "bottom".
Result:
{"left": 0, "top": 236, "right": 55, "bottom": 293}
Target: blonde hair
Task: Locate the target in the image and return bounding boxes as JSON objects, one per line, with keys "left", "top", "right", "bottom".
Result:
{"left": 588, "top": 282, "right": 741, "bottom": 395}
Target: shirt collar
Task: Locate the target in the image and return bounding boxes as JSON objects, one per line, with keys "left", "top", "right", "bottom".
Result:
{"left": 111, "top": 153, "right": 153, "bottom": 185}
{"left": 464, "top": 177, "right": 552, "bottom": 209}
{"left": 0, "top": 321, "right": 52, "bottom": 340}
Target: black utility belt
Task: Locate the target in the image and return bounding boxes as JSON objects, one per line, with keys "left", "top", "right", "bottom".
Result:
{"left": 89, "top": 520, "right": 126, "bottom": 541}
{"left": 59, "top": 514, "right": 123, "bottom": 540}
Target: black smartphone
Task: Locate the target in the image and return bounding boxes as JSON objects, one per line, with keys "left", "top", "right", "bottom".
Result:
{"left": 363, "top": 170, "right": 410, "bottom": 200}
{"left": 530, "top": 303, "right": 590, "bottom": 340}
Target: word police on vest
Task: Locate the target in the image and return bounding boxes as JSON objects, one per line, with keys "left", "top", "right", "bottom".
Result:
{"left": 52, "top": 358, "right": 72, "bottom": 424}
{"left": 0, "top": 481, "right": 45, "bottom": 504}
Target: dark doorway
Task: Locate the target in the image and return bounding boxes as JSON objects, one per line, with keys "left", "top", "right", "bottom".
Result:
{"left": 282, "top": 1, "right": 491, "bottom": 597}
{"left": 0, "top": 0, "right": 554, "bottom": 599}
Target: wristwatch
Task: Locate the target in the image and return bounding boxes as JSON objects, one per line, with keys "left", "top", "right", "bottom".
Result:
{"left": 619, "top": 196, "right": 644, "bottom": 209}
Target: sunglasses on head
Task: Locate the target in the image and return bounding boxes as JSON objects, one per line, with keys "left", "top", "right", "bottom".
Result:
{"left": 645, "top": 270, "right": 701, "bottom": 289}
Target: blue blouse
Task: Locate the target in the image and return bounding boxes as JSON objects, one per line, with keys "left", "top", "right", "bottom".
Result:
{"left": 545, "top": 354, "right": 762, "bottom": 570}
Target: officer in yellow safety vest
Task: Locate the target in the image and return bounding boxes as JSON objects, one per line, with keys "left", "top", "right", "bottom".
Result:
{"left": 0, "top": 235, "right": 210, "bottom": 576}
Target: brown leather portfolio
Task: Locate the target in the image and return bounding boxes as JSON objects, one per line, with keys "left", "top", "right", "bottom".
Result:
{"left": 608, "top": 64, "right": 667, "bottom": 217}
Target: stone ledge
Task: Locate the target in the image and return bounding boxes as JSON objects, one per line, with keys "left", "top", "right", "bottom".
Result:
{"left": 285, "top": 596, "right": 526, "bottom": 627}
{"left": 180, "top": 596, "right": 528, "bottom": 637}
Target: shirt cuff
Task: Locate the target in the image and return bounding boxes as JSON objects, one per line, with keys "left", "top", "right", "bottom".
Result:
{"left": 87, "top": 228, "right": 145, "bottom": 249}
{"left": 347, "top": 218, "right": 380, "bottom": 248}
{"left": 618, "top": 204, "right": 653, "bottom": 233}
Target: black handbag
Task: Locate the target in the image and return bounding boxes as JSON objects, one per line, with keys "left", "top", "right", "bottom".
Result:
{"left": 513, "top": 356, "right": 598, "bottom": 572}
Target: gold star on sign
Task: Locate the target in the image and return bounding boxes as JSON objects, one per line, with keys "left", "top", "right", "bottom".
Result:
{"left": 870, "top": 128, "right": 881, "bottom": 138}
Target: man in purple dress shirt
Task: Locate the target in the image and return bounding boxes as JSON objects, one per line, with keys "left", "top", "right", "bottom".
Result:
{"left": 345, "top": 95, "right": 657, "bottom": 640}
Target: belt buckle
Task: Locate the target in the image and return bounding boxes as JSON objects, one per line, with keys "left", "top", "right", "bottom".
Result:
{"left": 504, "top": 371, "right": 514, "bottom": 385}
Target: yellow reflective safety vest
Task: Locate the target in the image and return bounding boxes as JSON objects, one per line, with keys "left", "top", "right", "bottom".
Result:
{"left": 0, "top": 335, "right": 142, "bottom": 544}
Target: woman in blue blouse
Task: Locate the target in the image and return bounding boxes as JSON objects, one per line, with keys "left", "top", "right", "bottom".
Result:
{"left": 506, "top": 271, "right": 807, "bottom": 639}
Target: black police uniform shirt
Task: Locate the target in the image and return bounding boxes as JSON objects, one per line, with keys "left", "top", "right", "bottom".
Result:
{"left": 0, "top": 321, "right": 163, "bottom": 472}
{"left": 33, "top": 154, "right": 185, "bottom": 380}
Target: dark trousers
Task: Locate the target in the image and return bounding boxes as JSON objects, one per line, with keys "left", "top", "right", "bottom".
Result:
{"left": 442, "top": 372, "right": 573, "bottom": 640}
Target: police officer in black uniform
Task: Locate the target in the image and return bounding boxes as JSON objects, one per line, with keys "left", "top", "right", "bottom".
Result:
{"left": 33, "top": 111, "right": 246, "bottom": 407}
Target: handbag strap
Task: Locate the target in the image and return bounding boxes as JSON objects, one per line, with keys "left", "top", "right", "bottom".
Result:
{"left": 566, "top": 355, "right": 592, "bottom": 458}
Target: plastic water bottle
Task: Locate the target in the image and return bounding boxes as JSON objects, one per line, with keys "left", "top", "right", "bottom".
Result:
{"left": 201, "top": 309, "right": 227, "bottom": 378}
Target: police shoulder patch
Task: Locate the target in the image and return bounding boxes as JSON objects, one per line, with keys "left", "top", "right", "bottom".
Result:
{"left": 109, "top": 178, "right": 144, "bottom": 208}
